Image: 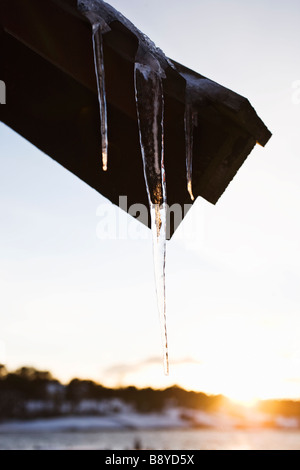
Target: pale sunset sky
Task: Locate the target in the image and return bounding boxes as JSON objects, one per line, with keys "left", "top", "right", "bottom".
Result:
{"left": 1, "top": 0, "right": 300, "bottom": 404}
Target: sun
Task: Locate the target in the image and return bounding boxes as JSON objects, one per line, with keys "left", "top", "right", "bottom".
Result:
{"left": 225, "top": 390, "right": 259, "bottom": 408}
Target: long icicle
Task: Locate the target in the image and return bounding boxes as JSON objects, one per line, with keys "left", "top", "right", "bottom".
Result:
{"left": 134, "top": 57, "right": 169, "bottom": 375}
{"left": 92, "top": 22, "right": 108, "bottom": 171}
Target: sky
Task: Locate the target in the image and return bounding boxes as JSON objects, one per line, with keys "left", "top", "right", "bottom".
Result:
{"left": 1, "top": 0, "right": 300, "bottom": 403}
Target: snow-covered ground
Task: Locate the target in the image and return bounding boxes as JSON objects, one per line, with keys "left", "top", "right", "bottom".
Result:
{"left": 0, "top": 410, "right": 182, "bottom": 433}
{"left": 0, "top": 401, "right": 298, "bottom": 433}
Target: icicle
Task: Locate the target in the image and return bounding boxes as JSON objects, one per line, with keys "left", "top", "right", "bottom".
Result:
{"left": 184, "top": 101, "right": 197, "bottom": 202}
{"left": 91, "top": 22, "right": 108, "bottom": 171}
{"left": 134, "top": 53, "right": 169, "bottom": 376}
{"left": 77, "top": 2, "right": 109, "bottom": 170}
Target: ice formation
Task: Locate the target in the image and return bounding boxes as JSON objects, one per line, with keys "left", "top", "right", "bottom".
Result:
{"left": 184, "top": 101, "right": 197, "bottom": 202}
{"left": 91, "top": 22, "right": 108, "bottom": 171}
{"left": 77, "top": 0, "right": 199, "bottom": 375}
{"left": 134, "top": 51, "right": 169, "bottom": 375}
{"left": 78, "top": 4, "right": 111, "bottom": 171}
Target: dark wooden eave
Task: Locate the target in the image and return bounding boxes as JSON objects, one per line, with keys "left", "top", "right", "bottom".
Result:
{"left": 0, "top": 0, "right": 272, "bottom": 238}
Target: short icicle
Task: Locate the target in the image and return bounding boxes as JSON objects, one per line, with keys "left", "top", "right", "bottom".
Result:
{"left": 184, "top": 77, "right": 199, "bottom": 202}
{"left": 185, "top": 103, "right": 196, "bottom": 201}
{"left": 134, "top": 52, "right": 169, "bottom": 375}
{"left": 91, "top": 22, "right": 108, "bottom": 171}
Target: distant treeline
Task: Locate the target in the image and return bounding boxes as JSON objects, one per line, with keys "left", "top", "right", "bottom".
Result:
{"left": 0, "top": 365, "right": 299, "bottom": 421}
{"left": 0, "top": 365, "right": 224, "bottom": 420}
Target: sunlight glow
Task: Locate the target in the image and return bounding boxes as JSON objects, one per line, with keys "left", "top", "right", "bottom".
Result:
{"left": 2, "top": 0, "right": 300, "bottom": 406}
{"left": 98, "top": 313, "right": 300, "bottom": 403}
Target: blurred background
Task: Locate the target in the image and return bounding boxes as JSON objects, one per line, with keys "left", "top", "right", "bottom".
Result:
{"left": 1, "top": 0, "right": 300, "bottom": 449}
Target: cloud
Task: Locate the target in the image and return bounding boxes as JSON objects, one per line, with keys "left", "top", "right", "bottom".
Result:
{"left": 104, "top": 356, "right": 202, "bottom": 380}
